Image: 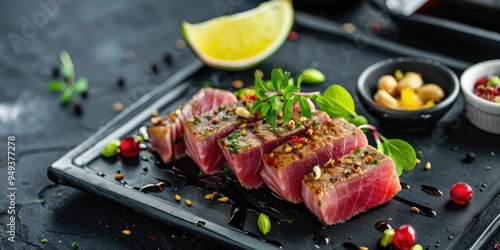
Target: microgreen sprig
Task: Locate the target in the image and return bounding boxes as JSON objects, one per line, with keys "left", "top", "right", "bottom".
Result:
{"left": 48, "top": 50, "right": 89, "bottom": 104}
{"left": 249, "top": 68, "right": 319, "bottom": 127}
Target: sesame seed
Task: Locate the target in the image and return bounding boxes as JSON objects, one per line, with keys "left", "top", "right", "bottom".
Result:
{"left": 425, "top": 162, "right": 431, "bottom": 170}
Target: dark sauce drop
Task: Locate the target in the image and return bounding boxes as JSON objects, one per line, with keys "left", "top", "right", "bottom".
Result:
{"left": 393, "top": 196, "right": 437, "bottom": 217}
{"left": 341, "top": 242, "right": 358, "bottom": 250}
{"left": 312, "top": 231, "right": 329, "bottom": 245}
{"left": 375, "top": 221, "right": 391, "bottom": 232}
{"left": 400, "top": 182, "right": 410, "bottom": 189}
{"left": 420, "top": 185, "right": 443, "bottom": 196}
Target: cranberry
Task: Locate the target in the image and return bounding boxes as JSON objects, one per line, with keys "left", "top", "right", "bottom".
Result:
{"left": 120, "top": 135, "right": 140, "bottom": 157}
{"left": 450, "top": 182, "right": 474, "bottom": 204}
{"left": 393, "top": 224, "right": 417, "bottom": 250}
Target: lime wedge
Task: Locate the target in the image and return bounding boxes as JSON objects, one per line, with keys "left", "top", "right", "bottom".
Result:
{"left": 182, "top": 0, "right": 294, "bottom": 71}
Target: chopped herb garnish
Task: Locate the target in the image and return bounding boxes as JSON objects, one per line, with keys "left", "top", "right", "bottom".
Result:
{"left": 229, "top": 139, "right": 240, "bottom": 153}
{"left": 192, "top": 117, "right": 201, "bottom": 125}
{"left": 204, "top": 131, "right": 212, "bottom": 136}
{"left": 227, "top": 130, "right": 241, "bottom": 140}
{"left": 40, "top": 238, "right": 48, "bottom": 243}
{"left": 370, "top": 159, "right": 379, "bottom": 165}
{"left": 294, "top": 121, "right": 302, "bottom": 129}
{"left": 313, "top": 119, "right": 318, "bottom": 128}
{"left": 355, "top": 148, "right": 361, "bottom": 154}
{"left": 318, "top": 199, "right": 322, "bottom": 207}
{"left": 222, "top": 115, "right": 230, "bottom": 121}
{"left": 198, "top": 171, "right": 206, "bottom": 177}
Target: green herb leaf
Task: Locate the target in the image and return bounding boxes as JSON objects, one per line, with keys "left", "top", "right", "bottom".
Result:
{"left": 59, "top": 50, "right": 75, "bottom": 80}
{"left": 258, "top": 213, "right": 271, "bottom": 235}
{"left": 298, "top": 96, "right": 312, "bottom": 118}
{"left": 249, "top": 100, "right": 264, "bottom": 114}
{"left": 380, "top": 139, "right": 416, "bottom": 176}
{"left": 48, "top": 81, "right": 66, "bottom": 92}
{"left": 321, "top": 84, "right": 357, "bottom": 118}
{"left": 271, "top": 68, "right": 283, "bottom": 89}
{"left": 267, "top": 108, "right": 278, "bottom": 127}
{"left": 296, "top": 74, "right": 307, "bottom": 88}
{"left": 283, "top": 98, "right": 293, "bottom": 124}
{"left": 60, "top": 86, "right": 74, "bottom": 105}
{"left": 74, "top": 77, "right": 89, "bottom": 93}
{"left": 260, "top": 102, "right": 271, "bottom": 118}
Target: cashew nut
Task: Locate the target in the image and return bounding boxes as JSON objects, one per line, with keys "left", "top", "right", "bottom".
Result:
{"left": 377, "top": 75, "right": 398, "bottom": 96}
{"left": 417, "top": 83, "right": 445, "bottom": 103}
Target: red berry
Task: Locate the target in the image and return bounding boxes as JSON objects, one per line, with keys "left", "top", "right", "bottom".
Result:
{"left": 288, "top": 30, "right": 298, "bottom": 41}
{"left": 120, "top": 135, "right": 140, "bottom": 157}
{"left": 475, "top": 76, "right": 489, "bottom": 86}
{"left": 393, "top": 224, "right": 417, "bottom": 250}
{"left": 450, "top": 182, "right": 474, "bottom": 204}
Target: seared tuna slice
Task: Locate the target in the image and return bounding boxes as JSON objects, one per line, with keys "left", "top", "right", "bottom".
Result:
{"left": 302, "top": 145, "right": 400, "bottom": 225}
{"left": 261, "top": 118, "right": 368, "bottom": 203}
{"left": 219, "top": 111, "right": 330, "bottom": 189}
{"left": 184, "top": 102, "right": 259, "bottom": 174}
{"left": 148, "top": 88, "right": 237, "bottom": 163}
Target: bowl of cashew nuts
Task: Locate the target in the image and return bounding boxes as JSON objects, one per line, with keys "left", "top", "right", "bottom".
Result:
{"left": 356, "top": 57, "right": 460, "bottom": 132}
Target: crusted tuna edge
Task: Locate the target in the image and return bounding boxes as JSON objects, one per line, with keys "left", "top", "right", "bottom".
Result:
{"left": 261, "top": 118, "right": 369, "bottom": 203}
{"left": 302, "top": 145, "right": 401, "bottom": 225}
{"left": 147, "top": 87, "right": 238, "bottom": 163}
{"left": 183, "top": 101, "right": 259, "bottom": 174}
{"left": 219, "top": 110, "right": 330, "bottom": 189}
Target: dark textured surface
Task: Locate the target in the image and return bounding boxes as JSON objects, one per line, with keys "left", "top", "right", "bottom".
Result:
{"left": 1, "top": 0, "right": 500, "bottom": 249}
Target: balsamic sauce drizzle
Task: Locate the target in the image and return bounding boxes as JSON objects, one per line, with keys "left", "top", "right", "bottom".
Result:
{"left": 420, "top": 184, "right": 443, "bottom": 196}
{"left": 393, "top": 196, "right": 437, "bottom": 217}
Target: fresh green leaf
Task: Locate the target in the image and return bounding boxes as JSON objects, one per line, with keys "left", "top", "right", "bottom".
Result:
{"left": 277, "top": 72, "right": 290, "bottom": 91}
{"left": 255, "top": 70, "right": 270, "bottom": 92}
{"left": 315, "top": 96, "right": 333, "bottom": 109}
{"left": 258, "top": 213, "right": 271, "bottom": 235}
{"left": 60, "top": 86, "right": 74, "bottom": 105}
{"left": 298, "top": 96, "right": 312, "bottom": 118}
{"left": 74, "top": 77, "right": 89, "bottom": 92}
{"left": 267, "top": 108, "right": 277, "bottom": 127}
{"left": 249, "top": 100, "right": 264, "bottom": 114}
{"left": 260, "top": 102, "right": 271, "bottom": 118}
{"left": 380, "top": 138, "right": 416, "bottom": 176}
{"left": 283, "top": 98, "right": 293, "bottom": 124}
{"left": 296, "top": 74, "right": 307, "bottom": 88}
{"left": 271, "top": 68, "right": 283, "bottom": 89}
{"left": 59, "top": 50, "right": 74, "bottom": 80}
{"left": 322, "top": 84, "right": 357, "bottom": 118}
{"left": 48, "top": 81, "right": 66, "bottom": 92}
{"left": 271, "top": 97, "right": 283, "bottom": 111}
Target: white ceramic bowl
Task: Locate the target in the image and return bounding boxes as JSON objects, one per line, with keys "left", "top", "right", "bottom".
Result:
{"left": 460, "top": 59, "right": 500, "bottom": 134}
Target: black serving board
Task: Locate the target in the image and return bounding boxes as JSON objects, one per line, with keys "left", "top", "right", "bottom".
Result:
{"left": 48, "top": 10, "right": 500, "bottom": 250}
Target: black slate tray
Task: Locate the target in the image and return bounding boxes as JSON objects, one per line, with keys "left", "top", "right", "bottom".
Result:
{"left": 48, "top": 10, "right": 500, "bottom": 250}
